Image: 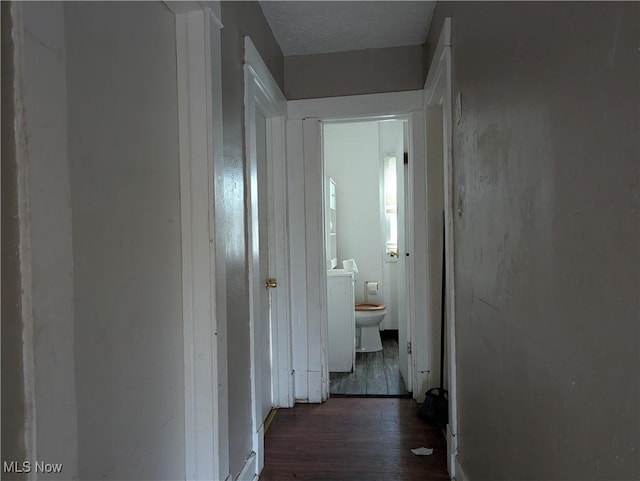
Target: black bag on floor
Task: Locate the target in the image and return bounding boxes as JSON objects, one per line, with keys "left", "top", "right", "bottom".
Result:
{"left": 419, "top": 387, "right": 448, "bottom": 427}
{"left": 418, "top": 212, "right": 449, "bottom": 427}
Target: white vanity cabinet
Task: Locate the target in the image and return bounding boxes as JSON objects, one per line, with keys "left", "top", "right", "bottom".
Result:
{"left": 327, "top": 269, "right": 355, "bottom": 372}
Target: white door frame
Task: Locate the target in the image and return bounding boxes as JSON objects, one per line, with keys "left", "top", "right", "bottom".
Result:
{"left": 167, "top": 2, "right": 229, "bottom": 480}
{"left": 286, "top": 90, "right": 429, "bottom": 402}
{"left": 243, "top": 36, "right": 292, "bottom": 477}
{"left": 423, "top": 17, "right": 458, "bottom": 478}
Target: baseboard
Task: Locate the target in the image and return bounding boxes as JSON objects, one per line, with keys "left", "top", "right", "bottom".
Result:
{"left": 452, "top": 457, "right": 468, "bottom": 481}
{"left": 446, "top": 425, "right": 468, "bottom": 481}
{"left": 264, "top": 408, "right": 278, "bottom": 433}
{"left": 235, "top": 452, "right": 257, "bottom": 481}
{"left": 446, "top": 424, "right": 453, "bottom": 475}
{"left": 330, "top": 393, "right": 412, "bottom": 399}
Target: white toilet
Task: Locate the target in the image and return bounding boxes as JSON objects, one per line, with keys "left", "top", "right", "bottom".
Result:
{"left": 355, "top": 302, "right": 386, "bottom": 352}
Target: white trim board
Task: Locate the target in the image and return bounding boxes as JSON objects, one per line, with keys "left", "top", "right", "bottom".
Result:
{"left": 164, "top": 1, "right": 206, "bottom": 13}
{"left": 174, "top": 6, "right": 228, "bottom": 481}
{"left": 235, "top": 452, "right": 258, "bottom": 481}
{"left": 302, "top": 117, "right": 327, "bottom": 403}
{"left": 287, "top": 90, "right": 423, "bottom": 121}
{"left": 285, "top": 118, "right": 310, "bottom": 402}
{"left": 285, "top": 91, "right": 429, "bottom": 404}
{"left": 245, "top": 37, "right": 286, "bottom": 114}
{"left": 424, "top": 16, "right": 458, "bottom": 479}
{"left": 164, "top": 0, "right": 223, "bottom": 28}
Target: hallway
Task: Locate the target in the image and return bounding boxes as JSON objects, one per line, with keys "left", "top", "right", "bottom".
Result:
{"left": 260, "top": 398, "right": 448, "bottom": 481}
{"left": 3, "top": 2, "right": 638, "bottom": 480}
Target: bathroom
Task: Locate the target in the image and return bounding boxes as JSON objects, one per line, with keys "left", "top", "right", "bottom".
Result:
{"left": 324, "top": 118, "right": 411, "bottom": 396}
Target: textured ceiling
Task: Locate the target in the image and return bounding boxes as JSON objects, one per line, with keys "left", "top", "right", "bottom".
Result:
{"left": 259, "top": 1, "right": 436, "bottom": 56}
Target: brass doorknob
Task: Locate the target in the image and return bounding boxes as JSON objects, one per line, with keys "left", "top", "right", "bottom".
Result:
{"left": 265, "top": 278, "right": 277, "bottom": 289}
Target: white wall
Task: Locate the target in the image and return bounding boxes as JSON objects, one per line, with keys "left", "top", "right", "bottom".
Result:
{"left": 65, "top": 3, "right": 185, "bottom": 479}
{"left": 324, "top": 120, "right": 404, "bottom": 330}
{"left": 18, "top": 3, "right": 79, "bottom": 478}
{"left": 324, "top": 122, "right": 384, "bottom": 304}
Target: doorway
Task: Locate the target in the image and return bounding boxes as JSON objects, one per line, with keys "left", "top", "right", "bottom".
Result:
{"left": 286, "top": 89, "right": 430, "bottom": 405}
{"left": 322, "top": 118, "right": 412, "bottom": 397}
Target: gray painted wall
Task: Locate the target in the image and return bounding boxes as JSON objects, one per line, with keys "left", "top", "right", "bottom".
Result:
{"left": 9, "top": 3, "right": 80, "bottom": 479}
{"left": 1, "top": 4, "right": 27, "bottom": 479}
{"left": 426, "top": 3, "right": 639, "bottom": 479}
{"left": 285, "top": 45, "right": 424, "bottom": 100}
{"left": 220, "top": 2, "right": 284, "bottom": 475}
{"left": 66, "top": 3, "right": 184, "bottom": 479}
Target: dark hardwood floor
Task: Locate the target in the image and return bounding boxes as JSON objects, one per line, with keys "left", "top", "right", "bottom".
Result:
{"left": 260, "top": 397, "right": 449, "bottom": 481}
{"left": 330, "top": 331, "right": 409, "bottom": 396}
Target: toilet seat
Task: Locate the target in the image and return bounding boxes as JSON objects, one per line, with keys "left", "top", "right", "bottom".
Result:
{"left": 355, "top": 302, "right": 385, "bottom": 311}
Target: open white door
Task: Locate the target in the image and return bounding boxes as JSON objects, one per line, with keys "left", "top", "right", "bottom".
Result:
{"left": 397, "top": 130, "right": 412, "bottom": 393}
{"left": 254, "top": 109, "right": 273, "bottom": 426}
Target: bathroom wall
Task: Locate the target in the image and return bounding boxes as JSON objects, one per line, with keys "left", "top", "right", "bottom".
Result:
{"left": 66, "top": 3, "right": 185, "bottom": 479}
{"left": 324, "top": 120, "right": 404, "bottom": 331}
{"left": 426, "top": 2, "right": 639, "bottom": 479}
{"left": 324, "top": 122, "right": 384, "bottom": 304}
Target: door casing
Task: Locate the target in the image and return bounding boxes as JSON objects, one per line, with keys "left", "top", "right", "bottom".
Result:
{"left": 286, "top": 91, "right": 431, "bottom": 403}
{"left": 423, "top": 17, "right": 458, "bottom": 478}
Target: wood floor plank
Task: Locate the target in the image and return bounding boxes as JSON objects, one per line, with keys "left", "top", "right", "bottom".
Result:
{"left": 348, "top": 352, "right": 368, "bottom": 394}
{"left": 382, "top": 335, "right": 398, "bottom": 360}
{"left": 386, "top": 368, "right": 409, "bottom": 395}
{"left": 329, "top": 372, "right": 347, "bottom": 395}
{"left": 366, "top": 351, "right": 388, "bottom": 394}
{"left": 330, "top": 332, "right": 410, "bottom": 396}
{"left": 260, "top": 398, "right": 448, "bottom": 481}
{"left": 382, "top": 337, "right": 410, "bottom": 395}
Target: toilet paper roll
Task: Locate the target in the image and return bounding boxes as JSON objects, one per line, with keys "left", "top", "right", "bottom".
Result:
{"left": 366, "top": 282, "right": 379, "bottom": 296}
{"left": 342, "top": 259, "right": 359, "bottom": 274}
